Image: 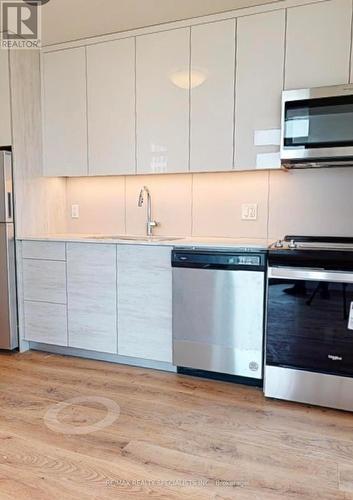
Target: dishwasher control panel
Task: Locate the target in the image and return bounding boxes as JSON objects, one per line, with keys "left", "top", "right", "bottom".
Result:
{"left": 172, "top": 249, "right": 267, "bottom": 270}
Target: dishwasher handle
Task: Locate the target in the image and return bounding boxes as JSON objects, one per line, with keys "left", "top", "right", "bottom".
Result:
{"left": 172, "top": 250, "right": 266, "bottom": 270}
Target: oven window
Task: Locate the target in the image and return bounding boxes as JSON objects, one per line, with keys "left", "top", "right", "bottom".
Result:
{"left": 266, "top": 279, "right": 353, "bottom": 377}
{"left": 284, "top": 95, "right": 353, "bottom": 148}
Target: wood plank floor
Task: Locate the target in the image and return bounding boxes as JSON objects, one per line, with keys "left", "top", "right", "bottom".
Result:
{"left": 0, "top": 352, "right": 353, "bottom": 499}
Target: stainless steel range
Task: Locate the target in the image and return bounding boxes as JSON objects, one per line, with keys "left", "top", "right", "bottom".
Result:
{"left": 265, "top": 235, "right": 353, "bottom": 412}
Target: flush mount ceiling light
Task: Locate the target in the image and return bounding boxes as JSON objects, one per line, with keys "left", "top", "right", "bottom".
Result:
{"left": 169, "top": 69, "right": 207, "bottom": 90}
{"left": 24, "top": 0, "right": 51, "bottom": 5}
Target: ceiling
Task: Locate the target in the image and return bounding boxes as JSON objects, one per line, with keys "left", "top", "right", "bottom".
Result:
{"left": 41, "top": 0, "right": 283, "bottom": 46}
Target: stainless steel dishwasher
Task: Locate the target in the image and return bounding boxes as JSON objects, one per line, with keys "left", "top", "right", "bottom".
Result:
{"left": 172, "top": 248, "right": 267, "bottom": 380}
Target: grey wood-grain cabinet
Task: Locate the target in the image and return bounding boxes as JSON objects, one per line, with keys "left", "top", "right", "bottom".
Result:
{"left": 21, "top": 241, "right": 68, "bottom": 346}
{"left": 67, "top": 243, "right": 117, "bottom": 353}
{"left": 18, "top": 241, "right": 174, "bottom": 363}
{"left": 24, "top": 301, "right": 68, "bottom": 346}
{"left": 117, "top": 245, "right": 173, "bottom": 362}
{"left": 23, "top": 259, "right": 67, "bottom": 304}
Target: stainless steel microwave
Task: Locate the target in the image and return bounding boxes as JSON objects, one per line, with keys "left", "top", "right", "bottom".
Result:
{"left": 281, "top": 84, "right": 353, "bottom": 168}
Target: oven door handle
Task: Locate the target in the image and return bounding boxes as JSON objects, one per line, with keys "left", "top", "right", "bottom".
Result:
{"left": 268, "top": 267, "right": 353, "bottom": 283}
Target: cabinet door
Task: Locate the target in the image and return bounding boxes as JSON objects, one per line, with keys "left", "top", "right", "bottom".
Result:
{"left": 136, "top": 29, "right": 190, "bottom": 174}
{"left": 285, "top": 0, "right": 352, "bottom": 90}
{"left": 87, "top": 38, "right": 136, "bottom": 175}
{"left": 67, "top": 243, "right": 117, "bottom": 353}
{"left": 235, "top": 10, "right": 285, "bottom": 170}
{"left": 117, "top": 245, "right": 172, "bottom": 362}
{"left": 23, "top": 259, "right": 67, "bottom": 304}
{"left": 0, "top": 49, "right": 11, "bottom": 147}
{"left": 24, "top": 301, "right": 67, "bottom": 346}
{"left": 190, "top": 20, "right": 235, "bottom": 172}
{"left": 42, "top": 47, "right": 88, "bottom": 176}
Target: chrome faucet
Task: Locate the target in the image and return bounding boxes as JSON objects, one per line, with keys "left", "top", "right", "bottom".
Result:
{"left": 137, "top": 186, "right": 158, "bottom": 237}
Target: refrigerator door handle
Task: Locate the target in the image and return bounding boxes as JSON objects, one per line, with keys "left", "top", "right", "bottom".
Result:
{"left": 7, "top": 192, "right": 12, "bottom": 221}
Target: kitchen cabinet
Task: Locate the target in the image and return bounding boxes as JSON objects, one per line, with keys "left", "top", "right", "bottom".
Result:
{"left": 21, "top": 243, "right": 68, "bottom": 345}
{"left": 136, "top": 28, "right": 190, "bottom": 174}
{"left": 285, "top": 0, "right": 352, "bottom": 90}
{"left": 0, "top": 48, "right": 11, "bottom": 147}
{"left": 42, "top": 47, "right": 88, "bottom": 176}
{"left": 18, "top": 240, "right": 174, "bottom": 364}
{"left": 190, "top": 19, "right": 235, "bottom": 172}
{"left": 117, "top": 245, "right": 172, "bottom": 362}
{"left": 24, "top": 301, "right": 67, "bottom": 346}
{"left": 22, "top": 240, "right": 66, "bottom": 261}
{"left": 22, "top": 259, "right": 66, "bottom": 304}
{"left": 87, "top": 38, "right": 136, "bottom": 175}
{"left": 67, "top": 243, "right": 117, "bottom": 353}
{"left": 235, "top": 10, "right": 285, "bottom": 170}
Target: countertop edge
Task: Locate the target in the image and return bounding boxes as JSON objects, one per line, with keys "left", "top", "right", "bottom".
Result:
{"left": 16, "top": 235, "right": 270, "bottom": 250}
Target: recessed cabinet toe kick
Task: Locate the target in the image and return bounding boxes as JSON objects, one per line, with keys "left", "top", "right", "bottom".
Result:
{"left": 172, "top": 249, "right": 267, "bottom": 381}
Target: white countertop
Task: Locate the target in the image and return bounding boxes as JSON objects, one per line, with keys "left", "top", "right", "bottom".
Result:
{"left": 17, "top": 233, "right": 270, "bottom": 250}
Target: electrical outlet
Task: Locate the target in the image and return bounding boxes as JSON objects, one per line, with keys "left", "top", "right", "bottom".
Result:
{"left": 241, "top": 203, "right": 258, "bottom": 221}
{"left": 71, "top": 204, "right": 80, "bottom": 219}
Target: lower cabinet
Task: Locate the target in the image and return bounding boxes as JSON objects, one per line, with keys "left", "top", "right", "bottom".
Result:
{"left": 117, "top": 245, "right": 173, "bottom": 363}
{"left": 22, "top": 248, "right": 68, "bottom": 346}
{"left": 22, "top": 259, "right": 67, "bottom": 303}
{"left": 24, "top": 301, "right": 67, "bottom": 346}
{"left": 67, "top": 243, "right": 117, "bottom": 353}
{"left": 19, "top": 240, "right": 173, "bottom": 364}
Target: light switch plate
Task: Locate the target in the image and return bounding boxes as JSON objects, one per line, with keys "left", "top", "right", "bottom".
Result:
{"left": 71, "top": 204, "right": 80, "bottom": 219}
{"left": 241, "top": 203, "right": 258, "bottom": 221}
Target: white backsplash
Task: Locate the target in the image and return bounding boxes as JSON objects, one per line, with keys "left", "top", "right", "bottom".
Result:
{"left": 66, "top": 167, "right": 353, "bottom": 240}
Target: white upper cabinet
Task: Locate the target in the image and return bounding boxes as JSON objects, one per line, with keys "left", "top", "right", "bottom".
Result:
{"left": 285, "top": 0, "right": 352, "bottom": 90}
{"left": 235, "top": 10, "right": 285, "bottom": 170}
{"left": 136, "top": 28, "right": 190, "bottom": 174}
{"left": 0, "top": 49, "right": 11, "bottom": 147}
{"left": 87, "top": 38, "right": 136, "bottom": 175}
{"left": 190, "top": 20, "right": 235, "bottom": 172}
{"left": 42, "top": 47, "right": 88, "bottom": 176}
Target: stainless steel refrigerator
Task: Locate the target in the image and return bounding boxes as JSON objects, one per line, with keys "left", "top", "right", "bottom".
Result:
{"left": 0, "top": 151, "right": 17, "bottom": 350}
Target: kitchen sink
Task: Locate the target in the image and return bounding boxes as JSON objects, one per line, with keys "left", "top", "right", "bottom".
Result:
{"left": 86, "top": 235, "right": 181, "bottom": 242}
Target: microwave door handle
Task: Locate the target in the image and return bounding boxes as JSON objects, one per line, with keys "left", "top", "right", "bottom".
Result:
{"left": 268, "top": 267, "right": 353, "bottom": 284}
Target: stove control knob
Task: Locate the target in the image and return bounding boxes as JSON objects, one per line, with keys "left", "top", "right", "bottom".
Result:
{"left": 275, "top": 240, "right": 284, "bottom": 248}
{"left": 288, "top": 239, "right": 297, "bottom": 249}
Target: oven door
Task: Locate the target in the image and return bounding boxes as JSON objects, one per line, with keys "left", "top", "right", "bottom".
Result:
{"left": 281, "top": 86, "right": 353, "bottom": 163}
{"left": 266, "top": 267, "right": 353, "bottom": 377}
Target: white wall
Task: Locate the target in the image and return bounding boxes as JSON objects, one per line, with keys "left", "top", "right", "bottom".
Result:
{"left": 65, "top": 167, "right": 353, "bottom": 240}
